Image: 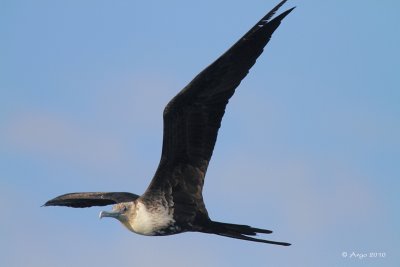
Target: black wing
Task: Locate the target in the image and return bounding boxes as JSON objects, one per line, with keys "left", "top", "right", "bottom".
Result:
{"left": 43, "top": 192, "right": 140, "bottom": 208}
{"left": 144, "top": 1, "right": 294, "bottom": 224}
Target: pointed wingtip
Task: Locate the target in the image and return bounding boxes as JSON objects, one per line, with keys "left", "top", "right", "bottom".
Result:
{"left": 42, "top": 199, "right": 57, "bottom": 207}
{"left": 287, "top": 6, "right": 297, "bottom": 13}
{"left": 278, "top": 6, "right": 296, "bottom": 19}
{"left": 261, "top": 0, "right": 289, "bottom": 23}
{"left": 267, "top": 5, "right": 296, "bottom": 27}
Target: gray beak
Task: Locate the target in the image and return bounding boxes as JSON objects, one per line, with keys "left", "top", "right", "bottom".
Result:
{"left": 99, "top": 210, "right": 121, "bottom": 219}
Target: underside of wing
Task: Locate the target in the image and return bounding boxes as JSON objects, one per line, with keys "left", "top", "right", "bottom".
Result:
{"left": 43, "top": 192, "right": 140, "bottom": 208}
{"left": 147, "top": 0, "right": 294, "bottom": 191}
{"left": 144, "top": 0, "right": 295, "bottom": 224}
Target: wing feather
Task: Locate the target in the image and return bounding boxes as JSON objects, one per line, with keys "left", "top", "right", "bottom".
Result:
{"left": 44, "top": 192, "right": 139, "bottom": 208}
{"left": 145, "top": 1, "right": 295, "bottom": 223}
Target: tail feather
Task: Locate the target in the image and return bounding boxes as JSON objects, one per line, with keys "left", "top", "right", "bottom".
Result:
{"left": 211, "top": 221, "right": 272, "bottom": 235}
{"left": 216, "top": 232, "right": 291, "bottom": 246}
{"left": 209, "top": 221, "right": 291, "bottom": 246}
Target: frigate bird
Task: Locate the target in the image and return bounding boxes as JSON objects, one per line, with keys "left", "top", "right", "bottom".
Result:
{"left": 44, "top": 0, "right": 294, "bottom": 246}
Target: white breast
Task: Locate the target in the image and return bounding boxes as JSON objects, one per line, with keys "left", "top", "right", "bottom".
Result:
{"left": 130, "top": 201, "right": 175, "bottom": 235}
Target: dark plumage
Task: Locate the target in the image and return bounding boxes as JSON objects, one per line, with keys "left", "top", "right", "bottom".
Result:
{"left": 45, "top": 0, "right": 294, "bottom": 246}
{"left": 43, "top": 192, "right": 139, "bottom": 208}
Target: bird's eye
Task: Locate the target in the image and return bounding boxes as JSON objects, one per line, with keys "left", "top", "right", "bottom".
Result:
{"left": 121, "top": 205, "right": 127, "bottom": 212}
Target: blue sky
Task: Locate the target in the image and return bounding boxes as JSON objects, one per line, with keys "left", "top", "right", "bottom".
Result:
{"left": 1, "top": 0, "right": 399, "bottom": 266}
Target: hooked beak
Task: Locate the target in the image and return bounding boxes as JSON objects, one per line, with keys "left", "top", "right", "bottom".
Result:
{"left": 99, "top": 210, "right": 121, "bottom": 219}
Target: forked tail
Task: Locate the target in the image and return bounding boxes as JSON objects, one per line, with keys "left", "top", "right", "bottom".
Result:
{"left": 209, "top": 221, "right": 291, "bottom": 246}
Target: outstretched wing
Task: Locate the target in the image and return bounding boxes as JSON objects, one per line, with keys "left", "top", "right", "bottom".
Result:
{"left": 44, "top": 192, "right": 140, "bottom": 208}
{"left": 144, "top": 1, "right": 294, "bottom": 223}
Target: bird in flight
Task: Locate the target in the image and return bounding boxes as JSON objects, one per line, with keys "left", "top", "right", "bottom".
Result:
{"left": 44, "top": 0, "right": 294, "bottom": 246}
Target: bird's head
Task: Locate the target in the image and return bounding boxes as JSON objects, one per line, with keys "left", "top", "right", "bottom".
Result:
{"left": 99, "top": 202, "right": 136, "bottom": 231}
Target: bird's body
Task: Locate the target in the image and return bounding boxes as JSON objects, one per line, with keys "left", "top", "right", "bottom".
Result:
{"left": 45, "top": 0, "right": 294, "bottom": 246}
{"left": 115, "top": 201, "right": 177, "bottom": 236}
